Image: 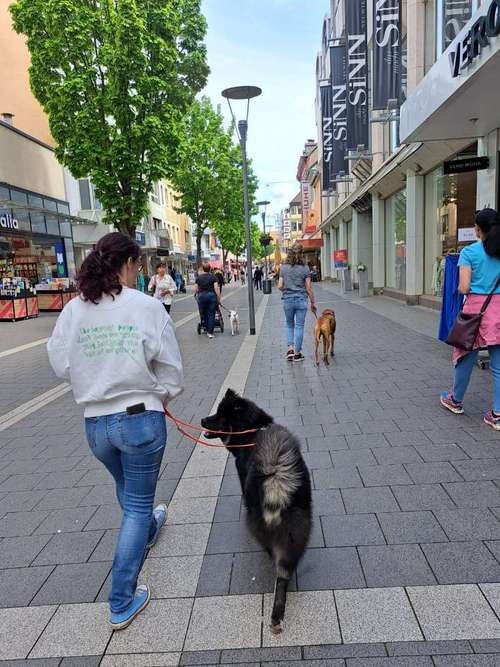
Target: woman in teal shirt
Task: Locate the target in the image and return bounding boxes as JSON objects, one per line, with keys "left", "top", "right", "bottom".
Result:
{"left": 441, "top": 209, "right": 500, "bottom": 430}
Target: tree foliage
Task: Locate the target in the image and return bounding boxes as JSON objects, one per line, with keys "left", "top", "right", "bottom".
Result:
{"left": 171, "top": 97, "right": 257, "bottom": 267}
{"left": 10, "top": 0, "right": 209, "bottom": 235}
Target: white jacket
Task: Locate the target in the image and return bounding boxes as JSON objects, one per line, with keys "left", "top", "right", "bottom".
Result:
{"left": 47, "top": 287, "right": 184, "bottom": 417}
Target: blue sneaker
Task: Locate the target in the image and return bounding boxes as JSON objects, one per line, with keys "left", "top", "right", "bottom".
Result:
{"left": 109, "top": 584, "right": 150, "bottom": 630}
{"left": 146, "top": 503, "right": 168, "bottom": 549}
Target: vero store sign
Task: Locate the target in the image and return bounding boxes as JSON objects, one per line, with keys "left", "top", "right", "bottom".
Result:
{"left": 449, "top": 0, "right": 500, "bottom": 77}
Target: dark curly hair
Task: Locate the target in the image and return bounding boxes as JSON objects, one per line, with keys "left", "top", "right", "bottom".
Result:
{"left": 476, "top": 208, "right": 500, "bottom": 259}
{"left": 77, "top": 232, "right": 140, "bottom": 303}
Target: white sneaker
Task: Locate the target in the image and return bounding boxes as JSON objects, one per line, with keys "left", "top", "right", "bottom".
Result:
{"left": 207, "top": 333, "right": 214, "bottom": 339}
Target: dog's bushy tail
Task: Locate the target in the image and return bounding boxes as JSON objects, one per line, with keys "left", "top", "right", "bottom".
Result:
{"left": 254, "top": 424, "right": 303, "bottom": 525}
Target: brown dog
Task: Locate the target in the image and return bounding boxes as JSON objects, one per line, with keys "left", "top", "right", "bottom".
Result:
{"left": 314, "top": 308, "right": 336, "bottom": 366}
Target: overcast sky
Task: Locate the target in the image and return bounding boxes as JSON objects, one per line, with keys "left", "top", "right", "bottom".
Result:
{"left": 201, "top": 0, "right": 328, "bottom": 229}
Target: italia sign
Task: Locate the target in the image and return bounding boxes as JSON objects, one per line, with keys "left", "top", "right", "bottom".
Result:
{"left": 449, "top": 0, "right": 500, "bottom": 77}
{"left": 0, "top": 213, "right": 19, "bottom": 230}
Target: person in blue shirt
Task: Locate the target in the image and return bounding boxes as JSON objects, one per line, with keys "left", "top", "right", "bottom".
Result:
{"left": 441, "top": 208, "right": 500, "bottom": 430}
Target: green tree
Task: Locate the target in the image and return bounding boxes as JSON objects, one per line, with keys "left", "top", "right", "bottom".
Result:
{"left": 212, "top": 143, "right": 258, "bottom": 268}
{"left": 172, "top": 97, "right": 255, "bottom": 267}
{"left": 10, "top": 0, "right": 209, "bottom": 235}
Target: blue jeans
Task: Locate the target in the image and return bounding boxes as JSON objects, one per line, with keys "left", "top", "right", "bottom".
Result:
{"left": 85, "top": 410, "right": 166, "bottom": 613}
{"left": 453, "top": 345, "right": 500, "bottom": 412}
{"left": 198, "top": 291, "right": 217, "bottom": 334}
{"left": 283, "top": 295, "right": 308, "bottom": 353}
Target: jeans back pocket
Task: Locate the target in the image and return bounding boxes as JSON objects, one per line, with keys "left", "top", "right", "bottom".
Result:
{"left": 118, "top": 411, "right": 166, "bottom": 452}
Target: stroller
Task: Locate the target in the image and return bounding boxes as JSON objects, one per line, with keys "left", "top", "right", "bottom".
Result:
{"left": 196, "top": 300, "right": 224, "bottom": 335}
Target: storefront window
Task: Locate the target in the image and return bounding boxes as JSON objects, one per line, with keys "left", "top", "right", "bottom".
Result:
{"left": 0, "top": 233, "right": 65, "bottom": 284}
{"left": 385, "top": 190, "right": 407, "bottom": 292}
{"left": 45, "top": 216, "right": 60, "bottom": 236}
{"left": 30, "top": 213, "right": 46, "bottom": 234}
{"left": 424, "top": 152, "right": 478, "bottom": 295}
{"left": 10, "top": 188, "right": 28, "bottom": 205}
{"left": 59, "top": 221, "right": 72, "bottom": 237}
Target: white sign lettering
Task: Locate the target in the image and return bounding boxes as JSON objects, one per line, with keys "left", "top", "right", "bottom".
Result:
{"left": 0, "top": 213, "right": 19, "bottom": 230}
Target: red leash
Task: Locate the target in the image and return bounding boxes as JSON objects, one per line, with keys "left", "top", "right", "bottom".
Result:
{"left": 164, "top": 406, "right": 257, "bottom": 449}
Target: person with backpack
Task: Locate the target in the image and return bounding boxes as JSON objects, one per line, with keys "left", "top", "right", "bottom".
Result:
{"left": 441, "top": 209, "right": 500, "bottom": 430}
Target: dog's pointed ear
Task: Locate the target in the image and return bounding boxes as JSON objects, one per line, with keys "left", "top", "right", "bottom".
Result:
{"left": 225, "top": 388, "right": 239, "bottom": 400}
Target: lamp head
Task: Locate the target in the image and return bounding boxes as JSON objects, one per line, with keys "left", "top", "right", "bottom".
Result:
{"left": 221, "top": 86, "right": 262, "bottom": 101}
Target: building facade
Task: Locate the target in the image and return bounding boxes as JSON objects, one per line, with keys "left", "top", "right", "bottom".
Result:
{"left": 0, "top": 120, "right": 79, "bottom": 284}
{"left": 318, "top": 0, "right": 496, "bottom": 306}
{"left": 296, "top": 140, "right": 323, "bottom": 269}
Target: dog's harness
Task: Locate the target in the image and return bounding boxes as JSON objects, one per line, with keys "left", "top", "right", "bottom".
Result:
{"left": 164, "top": 406, "right": 258, "bottom": 448}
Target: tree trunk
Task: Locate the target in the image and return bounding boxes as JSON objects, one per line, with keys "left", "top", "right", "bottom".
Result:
{"left": 222, "top": 247, "right": 228, "bottom": 270}
{"left": 196, "top": 228, "right": 203, "bottom": 268}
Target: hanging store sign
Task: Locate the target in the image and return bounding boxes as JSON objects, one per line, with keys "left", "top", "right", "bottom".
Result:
{"left": 373, "top": 0, "right": 402, "bottom": 110}
{"left": 443, "top": 0, "right": 473, "bottom": 51}
{"left": 320, "top": 82, "right": 334, "bottom": 191}
{"left": 346, "top": 0, "right": 369, "bottom": 150}
{"left": 0, "top": 213, "right": 19, "bottom": 230}
{"left": 135, "top": 230, "right": 145, "bottom": 246}
{"left": 449, "top": 0, "right": 500, "bottom": 77}
{"left": 443, "top": 156, "right": 490, "bottom": 173}
{"left": 330, "top": 44, "right": 348, "bottom": 177}
{"left": 301, "top": 182, "right": 311, "bottom": 226}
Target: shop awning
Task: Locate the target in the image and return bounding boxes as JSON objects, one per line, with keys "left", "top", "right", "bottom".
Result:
{"left": 401, "top": 0, "right": 500, "bottom": 143}
{"left": 0, "top": 197, "right": 96, "bottom": 226}
{"left": 320, "top": 143, "right": 421, "bottom": 230}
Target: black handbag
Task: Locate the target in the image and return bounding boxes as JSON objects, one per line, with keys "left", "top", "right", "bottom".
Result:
{"left": 446, "top": 275, "right": 500, "bottom": 351}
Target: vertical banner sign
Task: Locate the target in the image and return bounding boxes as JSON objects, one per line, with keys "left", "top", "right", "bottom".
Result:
{"left": 320, "top": 82, "right": 334, "bottom": 192}
{"left": 54, "top": 239, "right": 68, "bottom": 277}
{"left": 442, "top": 0, "right": 473, "bottom": 50}
{"left": 301, "top": 181, "right": 311, "bottom": 227}
{"left": 373, "top": 0, "right": 402, "bottom": 110}
{"left": 346, "top": 0, "right": 369, "bottom": 150}
{"left": 400, "top": 46, "right": 408, "bottom": 104}
{"left": 330, "top": 44, "right": 348, "bottom": 178}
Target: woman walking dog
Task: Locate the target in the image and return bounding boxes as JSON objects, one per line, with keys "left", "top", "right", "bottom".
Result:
{"left": 278, "top": 243, "right": 317, "bottom": 361}
{"left": 441, "top": 208, "right": 500, "bottom": 429}
{"left": 48, "top": 232, "right": 183, "bottom": 629}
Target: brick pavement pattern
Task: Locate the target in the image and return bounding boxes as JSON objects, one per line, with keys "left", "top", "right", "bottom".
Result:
{"left": 2, "top": 284, "right": 500, "bottom": 664}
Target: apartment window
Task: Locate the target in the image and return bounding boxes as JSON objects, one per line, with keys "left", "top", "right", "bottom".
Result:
{"left": 79, "top": 179, "right": 92, "bottom": 210}
{"left": 152, "top": 217, "right": 161, "bottom": 231}
{"left": 151, "top": 182, "right": 161, "bottom": 205}
{"left": 436, "top": 0, "right": 479, "bottom": 55}
{"left": 91, "top": 184, "right": 102, "bottom": 209}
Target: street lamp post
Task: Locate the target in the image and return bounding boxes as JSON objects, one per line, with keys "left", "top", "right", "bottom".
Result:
{"left": 256, "top": 200, "right": 271, "bottom": 281}
{"left": 222, "top": 85, "right": 262, "bottom": 335}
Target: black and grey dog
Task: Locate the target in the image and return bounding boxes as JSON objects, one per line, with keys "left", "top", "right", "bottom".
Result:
{"left": 201, "top": 389, "right": 312, "bottom": 633}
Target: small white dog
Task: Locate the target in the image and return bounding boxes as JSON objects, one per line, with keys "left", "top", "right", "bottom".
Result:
{"left": 229, "top": 310, "right": 240, "bottom": 336}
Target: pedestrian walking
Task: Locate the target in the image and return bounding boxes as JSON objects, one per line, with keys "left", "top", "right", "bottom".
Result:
{"left": 254, "top": 265, "right": 263, "bottom": 290}
{"left": 149, "top": 262, "right": 177, "bottom": 314}
{"left": 47, "top": 232, "right": 183, "bottom": 629}
{"left": 194, "top": 263, "right": 221, "bottom": 339}
{"left": 278, "top": 243, "right": 317, "bottom": 362}
{"left": 441, "top": 208, "right": 500, "bottom": 429}
{"left": 240, "top": 268, "right": 246, "bottom": 285}
{"left": 175, "top": 270, "right": 182, "bottom": 294}
{"left": 214, "top": 268, "right": 225, "bottom": 294}
{"left": 136, "top": 265, "right": 146, "bottom": 293}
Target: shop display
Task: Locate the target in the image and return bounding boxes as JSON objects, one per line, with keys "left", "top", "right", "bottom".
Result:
{"left": 35, "top": 278, "right": 77, "bottom": 312}
{"left": 0, "top": 277, "right": 39, "bottom": 322}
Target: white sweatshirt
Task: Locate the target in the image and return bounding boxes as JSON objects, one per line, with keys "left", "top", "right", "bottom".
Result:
{"left": 47, "top": 287, "right": 184, "bottom": 417}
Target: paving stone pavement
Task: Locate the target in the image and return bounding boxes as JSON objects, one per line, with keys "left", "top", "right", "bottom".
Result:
{"left": 2, "top": 283, "right": 500, "bottom": 664}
